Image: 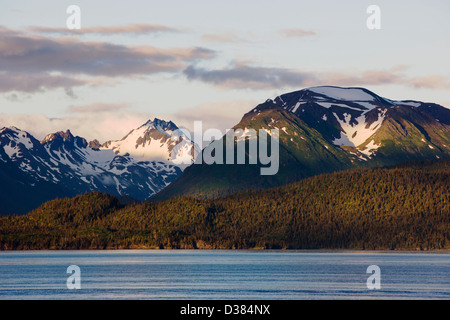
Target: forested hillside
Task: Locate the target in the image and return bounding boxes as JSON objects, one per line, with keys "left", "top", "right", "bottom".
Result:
{"left": 1, "top": 160, "right": 448, "bottom": 250}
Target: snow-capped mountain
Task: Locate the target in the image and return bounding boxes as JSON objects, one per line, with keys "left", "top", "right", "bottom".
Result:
{"left": 269, "top": 86, "right": 450, "bottom": 160}
{"left": 154, "top": 86, "right": 450, "bottom": 200}
{"left": 0, "top": 118, "right": 193, "bottom": 215}
{"left": 101, "top": 118, "right": 199, "bottom": 166}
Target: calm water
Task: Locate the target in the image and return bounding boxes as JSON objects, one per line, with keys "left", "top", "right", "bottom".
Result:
{"left": 0, "top": 250, "right": 448, "bottom": 300}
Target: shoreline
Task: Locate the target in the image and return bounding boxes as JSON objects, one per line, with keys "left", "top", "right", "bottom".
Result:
{"left": 1, "top": 248, "right": 449, "bottom": 253}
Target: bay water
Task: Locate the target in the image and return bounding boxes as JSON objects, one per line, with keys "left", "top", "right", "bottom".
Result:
{"left": 0, "top": 250, "right": 448, "bottom": 300}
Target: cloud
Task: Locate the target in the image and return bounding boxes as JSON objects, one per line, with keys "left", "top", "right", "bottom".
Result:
{"left": 321, "top": 69, "right": 405, "bottom": 87}
{"left": 406, "top": 75, "right": 450, "bottom": 89}
{"left": 0, "top": 26, "right": 215, "bottom": 94}
{"left": 323, "top": 69, "right": 450, "bottom": 89}
{"left": 0, "top": 30, "right": 214, "bottom": 76}
{"left": 183, "top": 62, "right": 450, "bottom": 91}
{"left": 183, "top": 64, "right": 318, "bottom": 90}
{"left": 0, "top": 112, "right": 146, "bottom": 142}
{"left": 28, "top": 23, "right": 180, "bottom": 35}
{"left": 279, "top": 28, "right": 316, "bottom": 38}
{"left": 0, "top": 72, "right": 87, "bottom": 94}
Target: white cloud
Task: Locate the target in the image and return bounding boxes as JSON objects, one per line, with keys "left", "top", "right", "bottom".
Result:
{"left": 0, "top": 112, "right": 145, "bottom": 142}
{"left": 0, "top": 100, "right": 256, "bottom": 143}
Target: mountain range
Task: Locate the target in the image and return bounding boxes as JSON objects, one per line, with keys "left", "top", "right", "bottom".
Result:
{"left": 0, "top": 118, "right": 197, "bottom": 215}
{"left": 1, "top": 86, "right": 449, "bottom": 215}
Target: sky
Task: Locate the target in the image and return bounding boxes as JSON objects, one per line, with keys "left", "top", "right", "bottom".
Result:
{"left": 0, "top": 0, "right": 449, "bottom": 142}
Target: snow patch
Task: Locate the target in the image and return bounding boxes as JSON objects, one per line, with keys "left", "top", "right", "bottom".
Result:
{"left": 292, "top": 102, "right": 303, "bottom": 113}
{"left": 12, "top": 131, "right": 34, "bottom": 149}
{"left": 359, "top": 140, "right": 381, "bottom": 156}
{"left": 332, "top": 131, "right": 353, "bottom": 146}
{"left": 332, "top": 109, "right": 386, "bottom": 147}
{"left": 318, "top": 102, "right": 367, "bottom": 111}
{"left": 3, "top": 143, "right": 21, "bottom": 158}
{"left": 309, "top": 86, "right": 376, "bottom": 102}
{"left": 396, "top": 101, "right": 421, "bottom": 107}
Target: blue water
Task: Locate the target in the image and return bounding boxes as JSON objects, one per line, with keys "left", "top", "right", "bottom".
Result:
{"left": 0, "top": 250, "right": 448, "bottom": 300}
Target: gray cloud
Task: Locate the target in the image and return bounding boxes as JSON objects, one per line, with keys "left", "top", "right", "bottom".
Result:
{"left": 0, "top": 26, "right": 215, "bottom": 94}
{"left": 183, "top": 64, "right": 318, "bottom": 90}
{"left": 0, "top": 29, "right": 214, "bottom": 76}
{"left": 183, "top": 63, "right": 450, "bottom": 91}
{"left": 0, "top": 72, "right": 87, "bottom": 93}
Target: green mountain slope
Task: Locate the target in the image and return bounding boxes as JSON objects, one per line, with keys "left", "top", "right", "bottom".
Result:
{"left": 360, "top": 105, "right": 450, "bottom": 165}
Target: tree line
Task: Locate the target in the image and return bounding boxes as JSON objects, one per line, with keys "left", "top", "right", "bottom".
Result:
{"left": 0, "top": 160, "right": 448, "bottom": 250}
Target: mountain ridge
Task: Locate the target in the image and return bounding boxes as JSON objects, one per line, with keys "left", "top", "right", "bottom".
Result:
{"left": 0, "top": 118, "right": 191, "bottom": 215}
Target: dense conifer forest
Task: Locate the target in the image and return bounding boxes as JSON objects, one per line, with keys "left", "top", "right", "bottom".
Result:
{"left": 1, "top": 160, "right": 448, "bottom": 250}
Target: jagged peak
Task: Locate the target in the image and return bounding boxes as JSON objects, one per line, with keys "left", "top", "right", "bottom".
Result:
{"left": 41, "top": 130, "right": 88, "bottom": 149}
{"left": 0, "top": 126, "right": 26, "bottom": 135}
{"left": 139, "top": 118, "right": 178, "bottom": 131}
{"left": 88, "top": 139, "right": 101, "bottom": 150}
{"left": 42, "top": 130, "right": 73, "bottom": 143}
